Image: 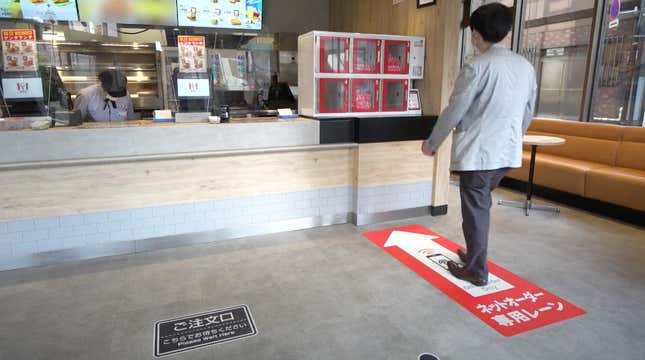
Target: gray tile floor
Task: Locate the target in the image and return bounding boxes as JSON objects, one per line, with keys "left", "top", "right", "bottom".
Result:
{"left": 0, "top": 183, "right": 644, "bottom": 360}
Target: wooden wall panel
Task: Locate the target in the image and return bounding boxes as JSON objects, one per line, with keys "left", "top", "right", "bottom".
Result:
{"left": 331, "top": 0, "right": 463, "bottom": 207}
{"left": 0, "top": 149, "right": 356, "bottom": 221}
{"left": 356, "top": 141, "right": 434, "bottom": 188}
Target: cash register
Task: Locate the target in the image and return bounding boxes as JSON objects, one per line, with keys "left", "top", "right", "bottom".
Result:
{"left": 172, "top": 68, "right": 212, "bottom": 123}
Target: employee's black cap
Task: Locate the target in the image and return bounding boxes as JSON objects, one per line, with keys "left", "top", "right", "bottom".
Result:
{"left": 99, "top": 70, "right": 128, "bottom": 98}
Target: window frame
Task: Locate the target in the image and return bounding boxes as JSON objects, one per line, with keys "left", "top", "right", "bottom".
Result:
{"left": 460, "top": 0, "right": 606, "bottom": 123}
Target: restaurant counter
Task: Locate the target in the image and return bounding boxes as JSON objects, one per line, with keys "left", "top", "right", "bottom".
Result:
{"left": 0, "top": 117, "right": 320, "bottom": 165}
{"left": 0, "top": 115, "right": 448, "bottom": 271}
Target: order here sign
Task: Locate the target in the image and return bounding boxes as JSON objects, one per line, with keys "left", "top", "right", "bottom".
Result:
{"left": 363, "top": 224, "right": 586, "bottom": 337}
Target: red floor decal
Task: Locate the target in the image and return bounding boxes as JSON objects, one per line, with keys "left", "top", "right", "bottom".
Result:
{"left": 363, "top": 224, "right": 586, "bottom": 337}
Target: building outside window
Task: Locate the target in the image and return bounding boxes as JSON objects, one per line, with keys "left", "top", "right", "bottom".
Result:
{"left": 519, "top": 0, "right": 596, "bottom": 121}
{"left": 590, "top": 0, "right": 645, "bottom": 127}
{"left": 462, "top": 0, "right": 516, "bottom": 65}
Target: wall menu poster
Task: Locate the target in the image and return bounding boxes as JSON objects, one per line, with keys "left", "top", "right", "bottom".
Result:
{"left": 177, "top": 0, "right": 262, "bottom": 30}
{"left": 2, "top": 29, "right": 37, "bottom": 72}
{"left": 0, "top": 0, "right": 79, "bottom": 22}
{"left": 178, "top": 35, "right": 207, "bottom": 73}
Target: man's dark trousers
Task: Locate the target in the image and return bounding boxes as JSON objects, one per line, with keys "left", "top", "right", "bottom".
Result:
{"left": 458, "top": 168, "right": 510, "bottom": 280}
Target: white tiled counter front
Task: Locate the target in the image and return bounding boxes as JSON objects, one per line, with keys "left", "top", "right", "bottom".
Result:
{"left": 0, "top": 136, "right": 441, "bottom": 270}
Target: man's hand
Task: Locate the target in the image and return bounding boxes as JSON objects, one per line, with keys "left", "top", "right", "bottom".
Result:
{"left": 421, "top": 141, "right": 435, "bottom": 157}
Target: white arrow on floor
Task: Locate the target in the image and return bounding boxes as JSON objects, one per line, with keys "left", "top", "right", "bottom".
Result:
{"left": 383, "top": 231, "right": 514, "bottom": 298}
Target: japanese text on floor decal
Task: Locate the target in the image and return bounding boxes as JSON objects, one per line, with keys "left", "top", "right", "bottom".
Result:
{"left": 154, "top": 305, "right": 257, "bottom": 357}
{"left": 363, "top": 225, "right": 586, "bottom": 337}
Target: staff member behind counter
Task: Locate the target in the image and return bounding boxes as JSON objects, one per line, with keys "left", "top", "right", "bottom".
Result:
{"left": 74, "top": 70, "right": 135, "bottom": 122}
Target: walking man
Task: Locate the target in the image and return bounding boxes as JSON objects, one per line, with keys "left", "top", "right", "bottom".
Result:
{"left": 422, "top": 3, "right": 537, "bottom": 286}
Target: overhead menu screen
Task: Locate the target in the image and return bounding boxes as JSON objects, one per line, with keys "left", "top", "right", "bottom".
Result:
{"left": 177, "top": 0, "right": 262, "bottom": 30}
{"left": 0, "top": 0, "right": 79, "bottom": 21}
{"left": 78, "top": 0, "right": 177, "bottom": 26}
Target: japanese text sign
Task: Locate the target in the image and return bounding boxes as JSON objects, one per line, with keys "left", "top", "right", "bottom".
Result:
{"left": 154, "top": 305, "right": 257, "bottom": 357}
{"left": 363, "top": 225, "right": 586, "bottom": 337}
{"left": 2, "top": 29, "right": 37, "bottom": 72}
{"left": 178, "top": 35, "right": 207, "bottom": 73}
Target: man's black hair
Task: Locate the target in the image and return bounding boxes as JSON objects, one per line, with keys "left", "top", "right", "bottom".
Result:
{"left": 469, "top": 3, "right": 514, "bottom": 43}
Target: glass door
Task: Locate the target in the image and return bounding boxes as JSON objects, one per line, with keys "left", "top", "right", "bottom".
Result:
{"left": 318, "top": 78, "right": 349, "bottom": 113}
{"left": 351, "top": 79, "right": 380, "bottom": 112}
{"left": 318, "top": 36, "right": 350, "bottom": 73}
{"left": 353, "top": 38, "right": 381, "bottom": 74}
{"left": 384, "top": 40, "right": 410, "bottom": 74}
{"left": 382, "top": 79, "right": 409, "bottom": 112}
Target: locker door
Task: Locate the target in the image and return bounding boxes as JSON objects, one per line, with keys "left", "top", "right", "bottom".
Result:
{"left": 382, "top": 79, "right": 409, "bottom": 112}
{"left": 353, "top": 38, "right": 381, "bottom": 74}
{"left": 318, "top": 78, "right": 349, "bottom": 113}
{"left": 384, "top": 40, "right": 410, "bottom": 75}
{"left": 319, "top": 36, "right": 350, "bottom": 73}
{"left": 352, "top": 79, "right": 380, "bottom": 112}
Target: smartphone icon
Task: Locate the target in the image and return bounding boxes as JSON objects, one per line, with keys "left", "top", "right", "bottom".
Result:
{"left": 427, "top": 253, "right": 451, "bottom": 270}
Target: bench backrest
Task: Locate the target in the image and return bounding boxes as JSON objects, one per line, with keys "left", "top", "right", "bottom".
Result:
{"left": 527, "top": 119, "right": 622, "bottom": 166}
{"left": 616, "top": 127, "right": 645, "bottom": 171}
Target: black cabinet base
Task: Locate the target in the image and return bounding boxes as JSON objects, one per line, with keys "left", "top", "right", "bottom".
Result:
{"left": 318, "top": 116, "right": 438, "bottom": 144}
{"left": 430, "top": 205, "right": 448, "bottom": 216}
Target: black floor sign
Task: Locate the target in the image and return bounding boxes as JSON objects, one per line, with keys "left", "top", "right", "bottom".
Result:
{"left": 154, "top": 305, "right": 257, "bottom": 357}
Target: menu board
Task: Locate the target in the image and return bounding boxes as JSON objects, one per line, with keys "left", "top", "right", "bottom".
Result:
{"left": 0, "top": 0, "right": 79, "bottom": 21}
{"left": 78, "top": 0, "right": 177, "bottom": 26}
{"left": 2, "top": 29, "right": 37, "bottom": 72}
{"left": 177, "top": 0, "right": 262, "bottom": 30}
{"left": 178, "top": 35, "right": 207, "bottom": 73}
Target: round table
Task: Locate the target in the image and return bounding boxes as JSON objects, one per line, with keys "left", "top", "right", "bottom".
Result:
{"left": 499, "top": 135, "right": 566, "bottom": 216}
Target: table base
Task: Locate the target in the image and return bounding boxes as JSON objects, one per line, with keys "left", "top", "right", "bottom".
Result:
{"left": 498, "top": 199, "right": 560, "bottom": 216}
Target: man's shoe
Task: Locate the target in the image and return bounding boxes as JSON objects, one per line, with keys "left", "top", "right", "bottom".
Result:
{"left": 447, "top": 261, "right": 488, "bottom": 287}
{"left": 457, "top": 248, "right": 468, "bottom": 263}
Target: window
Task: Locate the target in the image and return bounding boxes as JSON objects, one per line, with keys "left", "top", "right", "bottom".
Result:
{"left": 590, "top": 1, "right": 645, "bottom": 127}
{"left": 519, "top": 0, "right": 595, "bottom": 120}
{"left": 462, "top": 0, "right": 516, "bottom": 65}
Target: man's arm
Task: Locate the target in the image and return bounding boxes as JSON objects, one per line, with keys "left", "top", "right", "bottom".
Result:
{"left": 522, "top": 74, "right": 537, "bottom": 134}
{"left": 73, "top": 91, "right": 88, "bottom": 121}
{"left": 426, "top": 64, "right": 479, "bottom": 153}
{"left": 126, "top": 95, "right": 136, "bottom": 120}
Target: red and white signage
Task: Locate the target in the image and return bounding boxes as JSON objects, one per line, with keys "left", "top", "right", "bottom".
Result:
{"left": 177, "top": 78, "right": 210, "bottom": 98}
{"left": 1, "top": 77, "right": 44, "bottom": 99}
{"left": 2, "top": 29, "right": 37, "bottom": 72}
{"left": 178, "top": 35, "right": 207, "bottom": 73}
{"left": 609, "top": 0, "right": 621, "bottom": 29}
{"left": 363, "top": 225, "right": 586, "bottom": 337}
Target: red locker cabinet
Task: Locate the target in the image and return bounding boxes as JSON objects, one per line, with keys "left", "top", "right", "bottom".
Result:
{"left": 319, "top": 36, "right": 350, "bottom": 73}
{"left": 382, "top": 79, "right": 409, "bottom": 112}
{"left": 352, "top": 38, "right": 381, "bottom": 74}
{"left": 351, "top": 79, "right": 380, "bottom": 113}
{"left": 318, "top": 78, "right": 349, "bottom": 113}
{"left": 384, "top": 40, "right": 410, "bottom": 75}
